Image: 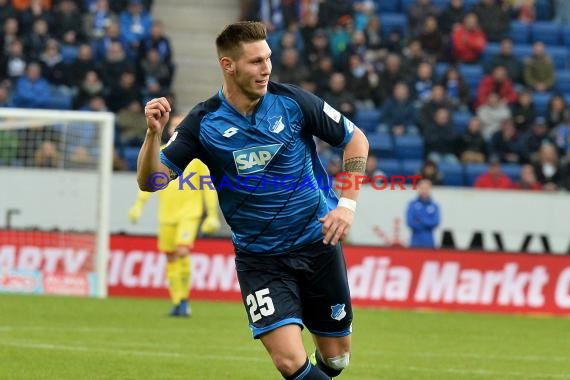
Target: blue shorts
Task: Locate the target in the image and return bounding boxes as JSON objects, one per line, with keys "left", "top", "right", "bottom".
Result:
{"left": 235, "top": 240, "right": 353, "bottom": 339}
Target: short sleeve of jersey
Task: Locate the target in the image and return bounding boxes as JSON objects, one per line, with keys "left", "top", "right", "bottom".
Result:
{"left": 160, "top": 106, "right": 206, "bottom": 176}
{"left": 273, "top": 83, "right": 355, "bottom": 148}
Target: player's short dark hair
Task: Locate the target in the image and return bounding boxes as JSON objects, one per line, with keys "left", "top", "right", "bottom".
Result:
{"left": 215, "top": 21, "right": 267, "bottom": 59}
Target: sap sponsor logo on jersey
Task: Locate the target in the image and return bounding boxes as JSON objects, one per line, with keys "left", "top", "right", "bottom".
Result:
{"left": 268, "top": 115, "right": 285, "bottom": 133}
{"left": 233, "top": 144, "right": 283, "bottom": 175}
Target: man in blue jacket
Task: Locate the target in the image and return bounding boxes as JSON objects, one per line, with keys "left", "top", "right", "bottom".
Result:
{"left": 406, "top": 178, "right": 440, "bottom": 248}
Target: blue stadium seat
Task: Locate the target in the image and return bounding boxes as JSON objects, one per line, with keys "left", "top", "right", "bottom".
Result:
{"left": 564, "top": 94, "right": 570, "bottom": 106}
{"left": 354, "top": 108, "right": 382, "bottom": 133}
{"left": 554, "top": 71, "right": 570, "bottom": 94}
{"left": 464, "top": 0, "right": 479, "bottom": 10}
{"left": 459, "top": 64, "right": 484, "bottom": 95}
{"left": 548, "top": 47, "right": 568, "bottom": 70}
{"left": 562, "top": 25, "right": 570, "bottom": 48}
{"left": 501, "top": 163, "right": 522, "bottom": 183}
{"left": 465, "top": 163, "right": 489, "bottom": 186}
{"left": 482, "top": 43, "right": 501, "bottom": 64}
{"left": 400, "top": 0, "right": 415, "bottom": 11}
{"left": 379, "top": 13, "right": 407, "bottom": 37}
{"left": 452, "top": 111, "right": 473, "bottom": 134}
{"left": 512, "top": 44, "right": 534, "bottom": 61}
{"left": 533, "top": 92, "right": 551, "bottom": 117}
{"left": 431, "top": 0, "right": 449, "bottom": 10}
{"left": 509, "top": 21, "right": 531, "bottom": 44}
{"left": 536, "top": 0, "right": 553, "bottom": 21}
{"left": 438, "top": 162, "right": 465, "bottom": 187}
{"left": 123, "top": 147, "right": 140, "bottom": 171}
{"left": 531, "top": 22, "right": 561, "bottom": 45}
{"left": 435, "top": 62, "right": 449, "bottom": 80}
{"left": 374, "top": 0, "right": 400, "bottom": 13}
{"left": 401, "top": 159, "right": 422, "bottom": 178}
{"left": 394, "top": 135, "right": 424, "bottom": 160}
{"left": 367, "top": 132, "right": 394, "bottom": 158}
{"left": 378, "top": 158, "right": 402, "bottom": 177}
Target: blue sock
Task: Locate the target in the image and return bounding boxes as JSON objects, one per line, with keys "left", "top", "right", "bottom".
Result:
{"left": 284, "top": 358, "right": 330, "bottom": 379}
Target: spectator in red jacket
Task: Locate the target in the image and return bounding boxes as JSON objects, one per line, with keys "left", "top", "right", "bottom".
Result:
{"left": 476, "top": 66, "right": 517, "bottom": 109}
{"left": 452, "top": 12, "right": 486, "bottom": 63}
{"left": 474, "top": 160, "right": 514, "bottom": 189}
{"left": 516, "top": 164, "right": 542, "bottom": 191}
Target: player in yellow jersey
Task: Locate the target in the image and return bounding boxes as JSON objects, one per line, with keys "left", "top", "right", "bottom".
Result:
{"left": 128, "top": 114, "right": 221, "bottom": 317}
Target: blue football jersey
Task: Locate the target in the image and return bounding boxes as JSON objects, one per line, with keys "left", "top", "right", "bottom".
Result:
{"left": 160, "top": 82, "right": 356, "bottom": 254}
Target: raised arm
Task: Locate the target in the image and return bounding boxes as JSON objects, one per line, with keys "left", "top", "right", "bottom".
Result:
{"left": 137, "top": 97, "right": 174, "bottom": 191}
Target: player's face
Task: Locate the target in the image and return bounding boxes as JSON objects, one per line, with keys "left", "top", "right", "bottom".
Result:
{"left": 234, "top": 40, "right": 272, "bottom": 100}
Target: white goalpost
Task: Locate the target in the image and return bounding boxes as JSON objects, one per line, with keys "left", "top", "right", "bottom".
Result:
{"left": 0, "top": 108, "right": 114, "bottom": 298}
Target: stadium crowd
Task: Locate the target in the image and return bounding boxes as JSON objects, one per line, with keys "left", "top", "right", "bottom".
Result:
{"left": 0, "top": 0, "right": 172, "bottom": 169}
{"left": 241, "top": 0, "right": 570, "bottom": 191}
{"left": 1, "top": 0, "right": 570, "bottom": 191}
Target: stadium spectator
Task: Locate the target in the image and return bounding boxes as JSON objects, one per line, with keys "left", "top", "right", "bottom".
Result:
{"left": 1, "top": 39, "right": 27, "bottom": 83}
{"left": 424, "top": 107, "right": 459, "bottom": 163}
{"left": 364, "top": 153, "right": 386, "bottom": 187}
{"left": 12, "top": 0, "right": 51, "bottom": 12}
{"left": 105, "top": 70, "right": 139, "bottom": 112}
{"left": 379, "top": 82, "right": 416, "bottom": 135}
{"left": 12, "top": 61, "right": 70, "bottom": 109}
{"left": 419, "top": 159, "right": 444, "bottom": 185}
{"left": 512, "top": 0, "right": 535, "bottom": 23}
{"left": 379, "top": 53, "right": 406, "bottom": 101}
{"left": 484, "top": 37, "right": 524, "bottom": 84}
{"left": 516, "top": 164, "right": 542, "bottom": 190}
{"left": 83, "top": 0, "right": 118, "bottom": 40}
{"left": 412, "top": 61, "right": 435, "bottom": 103}
{"left": 274, "top": 48, "right": 310, "bottom": 86}
{"left": 33, "top": 140, "right": 60, "bottom": 168}
{"left": 439, "top": 0, "right": 466, "bottom": 36}
{"left": 119, "top": 0, "right": 153, "bottom": 59}
{"left": 53, "top": 0, "right": 83, "bottom": 40}
{"left": 0, "top": 0, "right": 16, "bottom": 25}
{"left": 490, "top": 118, "right": 521, "bottom": 163}
{"left": 477, "top": 92, "right": 512, "bottom": 140}
{"left": 472, "top": 0, "right": 511, "bottom": 42}
{"left": 520, "top": 117, "right": 554, "bottom": 163}
{"left": 305, "top": 28, "right": 331, "bottom": 72}
{"left": 451, "top": 12, "right": 486, "bottom": 63}
{"left": 510, "top": 90, "right": 536, "bottom": 133}
{"left": 139, "top": 20, "right": 173, "bottom": 67}
{"left": 418, "top": 16, "right": 445, "bottom": 61}
{"left": 384, "top": 28, "right": 405, "bottom": 54}
{"left": 1, "top": 17, "right": 19, "bottom": 54}
{"left": 418, "top": 84, "right": 454, "bottom": 131}
{"left": 474, "top": 160, "right": 514, "bottom": 189}
{"left": 18, "top": 0, "right": 53, "bottom": 33}
{"left": 140, "top": 48, "right": 172, "bottom": 89}
{"left": 39, "top": 39, "right": 68, "bottom": 87}
{"left": 553, "top": 0, "right": 570, "bottom": 24}
{"left": 338, "top": 30, "right": 367, "bottom": 71}
{"left": 318, "top": 0, "right": 353, "bottom": 29}
{"left": 402, "top": 39, "right": 425, "bottom": 78}
{"left": 23, "top": 18, "right": 50, "bottom": 61}
{"left": 533, "top": 143, "right": 563, "bottom": 190}
{"left": 476, "top": 66, "right": 517, "bottom": 108}
{"left": 329, "top": 15, "right": 355, "bottom": 64}
{"left": 100, "top": 41, "right": 134, "bottom": 87}
{"left": 550, "top": 117, "right": 570, "bottom": 161}
{"left": 92, "top": 20, "right": 126, "bottom": 62}
{"left": 117, "top": 99, "right": 147, "bottom": 146}
{"left": 345, "top": 54, "right": 375, "bottom": 109}
{"left": 524, "top": 42, "right": 555, "bottom": 93}
{"left": 0, "top": 83, "right": 13, "bottom": 107}
{"left": 545, "top": 94, "right": 570, "bottom": 130}
{"left": 74, "top": 70, "right": 105, "bottom": 109}
{"left": 407, "top": 0, "right": 441, "bottom": 37}
{"left": 323, "top": 72, "right": 357, "bottom": 121}
{"left": 440, "top": 66, "right": 471, "bottom": 110}
{"left": 312, "top": 55, "right": 334, "bottom": 97}
{"left": 67, "top": 43, "right": 97, "bottom": 87}
{"left": 363, "top": 14, "right": 383, "bottom": 53}
{"left": 406, "top": 178, "right": 440, "bottom": 248}
{"left": 457, "top": 116, "right": 488, "bottom": 163}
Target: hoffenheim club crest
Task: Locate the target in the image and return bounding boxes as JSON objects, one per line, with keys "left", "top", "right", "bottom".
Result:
{"left": 268, "top": 116, "right": 285, "bottom": 133}
{"left": 330, "top": 304, "right": 346, "bottom": 321}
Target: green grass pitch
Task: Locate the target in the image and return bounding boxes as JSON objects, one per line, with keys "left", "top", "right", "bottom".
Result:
{"left": 1, "top": 294, "right": 570, "bottom": 379}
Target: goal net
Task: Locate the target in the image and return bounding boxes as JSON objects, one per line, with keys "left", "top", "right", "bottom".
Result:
{"left": 0, "top": 107, "right": 114, "bottom": 298}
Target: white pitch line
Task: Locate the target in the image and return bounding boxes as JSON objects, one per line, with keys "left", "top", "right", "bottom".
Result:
{"left": 362, "top": 350, "right": 570, "bottom": 363}
{"left": 370, "top": 363, "right": 570, "bottom": 379}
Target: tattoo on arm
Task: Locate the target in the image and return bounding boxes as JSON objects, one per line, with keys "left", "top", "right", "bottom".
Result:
{"left": 343, "top": 156, "right": 366, "bottom": 173}
{"left": 168, "top": 168, "right": 178, "bottom": 180}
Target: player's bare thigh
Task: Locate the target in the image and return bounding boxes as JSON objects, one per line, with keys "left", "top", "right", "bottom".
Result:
{"left": 260, "top": 324, "right": 307, "bottom": 376}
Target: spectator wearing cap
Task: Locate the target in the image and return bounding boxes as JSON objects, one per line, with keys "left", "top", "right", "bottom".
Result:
{"left": 452, "top": 12, "right": 486, "bottom": 63}
{"left": 474, "top": 160, "right": 514, "bottom": 189}
{"left": 520, "top": 117, "right": 555, "bottom": 163}
{"left": 524, "top": 42, "right": 555, "bottom": 93}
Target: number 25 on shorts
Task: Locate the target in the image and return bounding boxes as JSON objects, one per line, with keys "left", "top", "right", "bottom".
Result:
{"left": 246, "top": 288, "right": 275, "bottom": 322}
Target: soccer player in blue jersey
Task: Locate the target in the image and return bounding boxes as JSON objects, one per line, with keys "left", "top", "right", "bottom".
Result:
{"left": 137, "top": 21, "right": 369, "bottom": 379}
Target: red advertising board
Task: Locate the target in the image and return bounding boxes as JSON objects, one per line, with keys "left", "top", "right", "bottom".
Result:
{"left": 2, "top": 231, "right": 570, "bottom": 315}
